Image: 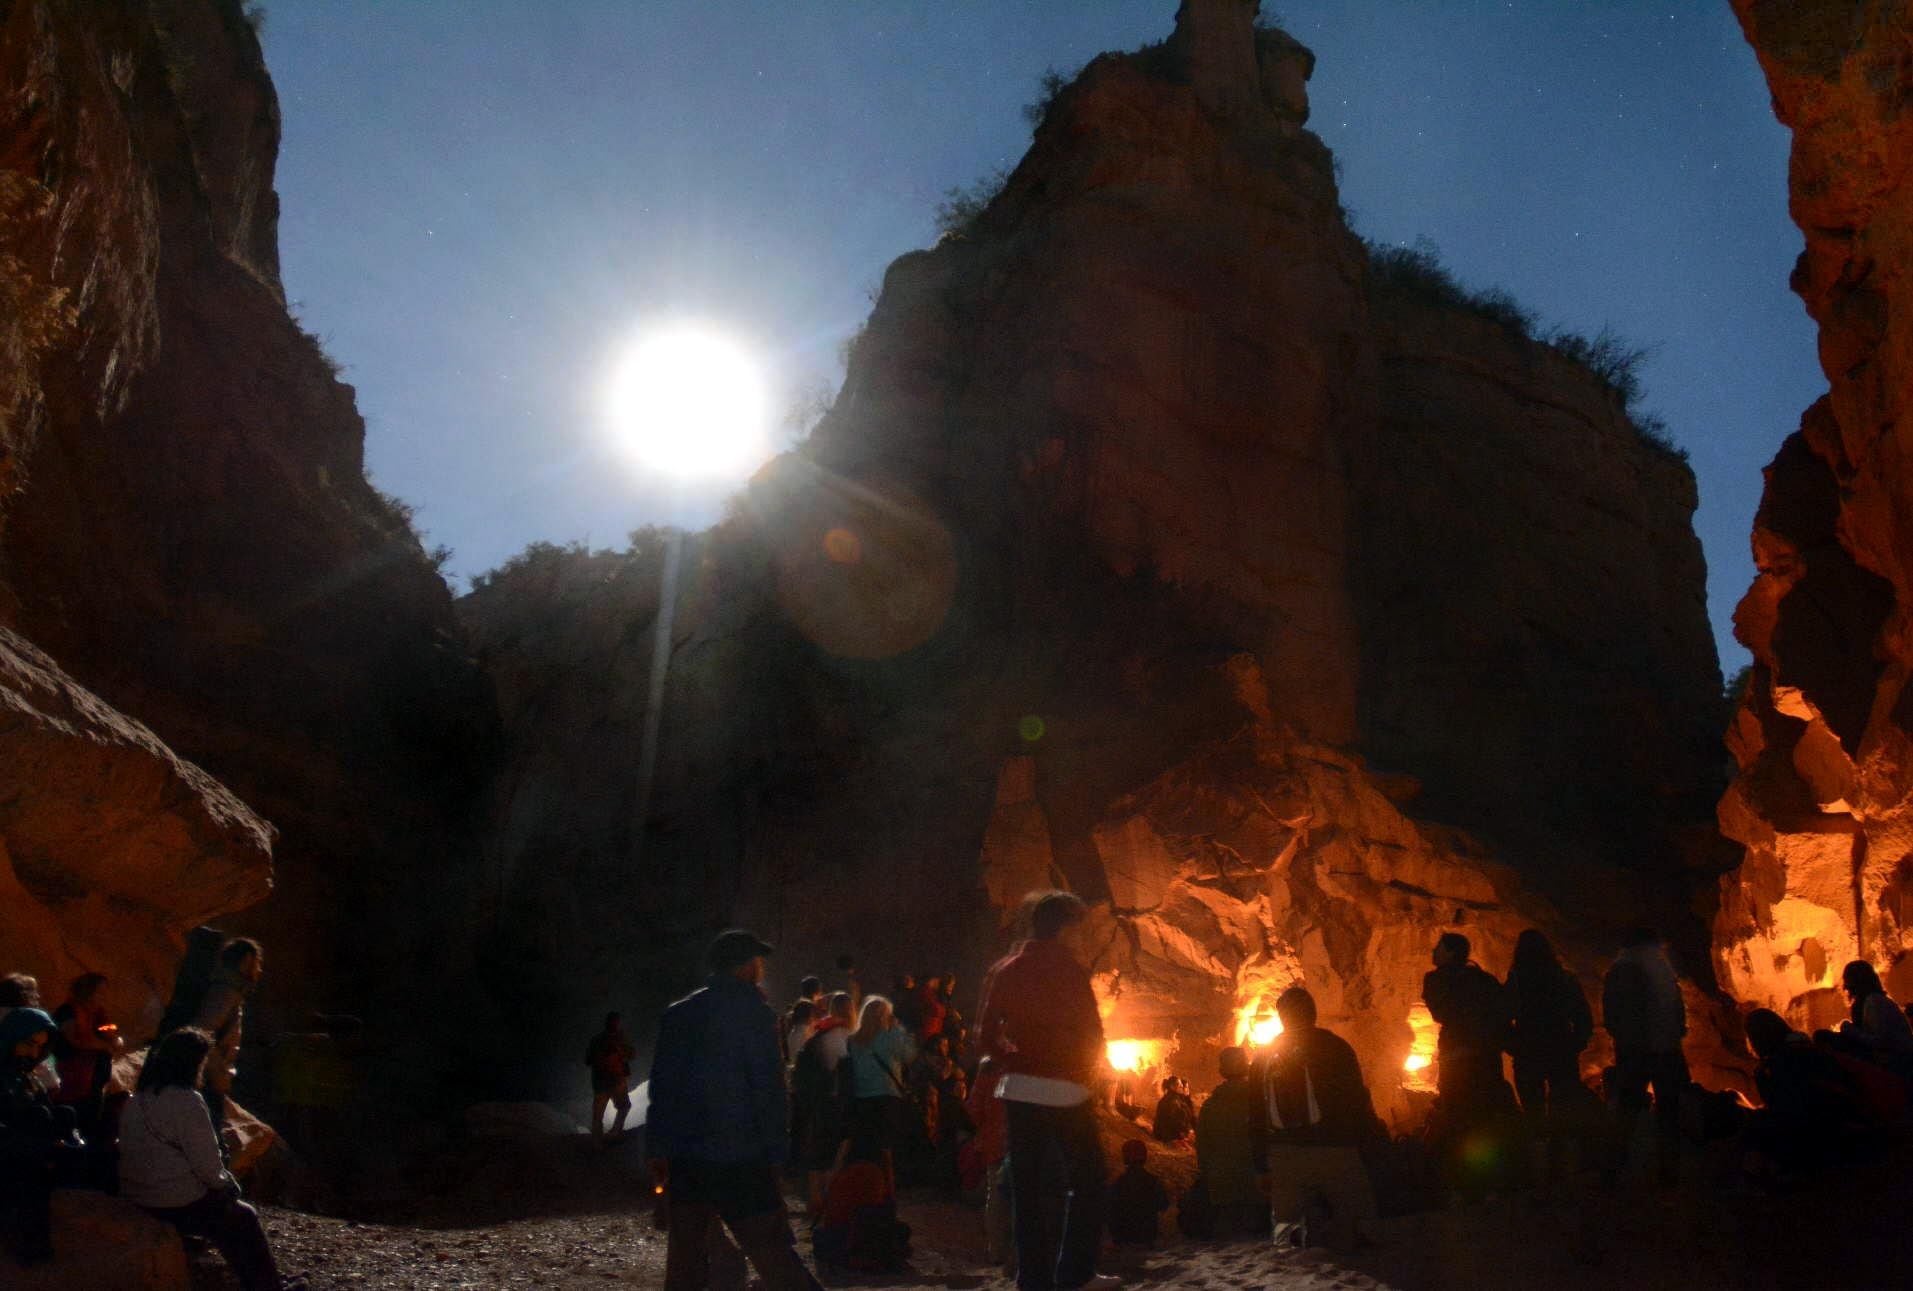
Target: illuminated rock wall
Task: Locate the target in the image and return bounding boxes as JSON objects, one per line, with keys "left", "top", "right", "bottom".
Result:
{"left": 1715, "top": 0, "right": 1913, "bottom": 1025}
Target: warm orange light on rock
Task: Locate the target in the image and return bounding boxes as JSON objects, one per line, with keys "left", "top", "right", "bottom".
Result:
{"left": 1106, "top": 1037, "right": 1172, "bottom": 1073}
{"left": 1403, "top": 1001, "right": 1439, "bottom": 1092}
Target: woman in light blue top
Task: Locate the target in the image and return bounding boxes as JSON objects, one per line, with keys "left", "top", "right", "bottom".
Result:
{"left": 843, "top": 995, "right": 916, "bottom": 1185}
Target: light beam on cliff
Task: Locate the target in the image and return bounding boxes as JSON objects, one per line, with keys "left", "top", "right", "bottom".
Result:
{"left": 604, "top": 321, "right": 771, "bottom": 869}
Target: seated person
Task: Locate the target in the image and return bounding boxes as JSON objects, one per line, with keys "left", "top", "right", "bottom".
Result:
{"left": 1151, "top": 1075, "right": 1196, "bottom": 1143}
{"left": 1, "top": 1009, "right": 70, "bottom": 1266}
{"left": 1742, "top": 1009, "right": 1872, "bottom": 1178}
{"left": 1108, "top": 1139, "right": 1169, "bottom": 1246}
{"left": 120, "top": 1028, "right": 305, "bottom": 1291}
{"left": 1827, "top": 961, "right": 1913, "bottom": 1082}
{"left": 1196, "top": 1046, "right": 1268, "bottom": 1238}
{"left": 815, "top": 1131, "right": 911, "bottom": 1273}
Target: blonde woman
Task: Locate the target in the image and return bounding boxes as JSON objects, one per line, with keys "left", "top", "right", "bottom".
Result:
{"left": 842, "top": 995, "right": 915, "bottom": 1185}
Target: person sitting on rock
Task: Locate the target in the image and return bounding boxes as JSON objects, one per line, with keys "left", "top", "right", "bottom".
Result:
{"left": 0, "top": 974, "right": 56, "bottom": 1098}
{"left": 1151, "top": 1075, "right": 1196, "bottom": 1144}
{"left": 1108, "top": 1138, "right": 1170, "bottom": 1246}
{"left": 1, "top": 1008, "right": 69, "bottom": 1266}
{"left": 1255, "top": 986, "right": 1383, "bottom": 1252}
{"left": 1741, "top": 1009, "right": 1872, "bottom": 1180}
{"left": 1195, "top": 1046, "right": 1267, "bottom": 1238}
{"left": 584, "top": 1012, "right": 637, "bottom": 1144}
{"left": 814, "top": 1129, "right": 911, "bottom": 1273}
{"left": 119, "top": 1027, "right": 303, "bottom": 1290}
{"left": 1826, "top": 961, "right": 1913, "bottom": 1082}
{"left": 51, "top": 973, "right": 122, "bottom": 1144}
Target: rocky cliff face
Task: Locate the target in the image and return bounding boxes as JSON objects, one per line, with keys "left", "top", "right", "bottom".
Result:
{"left": 0, "top": 1, "right": 492, "bottom": 1038}
{"left": 469, "top": 1, "right": 1730, "bottom": 1099}
{"left": 0, "top": 626, "right": 272, "bottom": 1035}
{"left": 1360, "top": 292, "right": 1726, "bottom": 926}
{"left": 1715, "top": 0, "right": 1913, "bottom": 1023}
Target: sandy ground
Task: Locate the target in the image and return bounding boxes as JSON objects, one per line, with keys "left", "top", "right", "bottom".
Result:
{"left": 176, "top": 1120, "right": 1913, "bottom": 1291}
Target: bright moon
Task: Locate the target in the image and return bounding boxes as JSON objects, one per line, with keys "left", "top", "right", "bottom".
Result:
{"left": 603, "top": 325, "right": 771, "bottom": 480}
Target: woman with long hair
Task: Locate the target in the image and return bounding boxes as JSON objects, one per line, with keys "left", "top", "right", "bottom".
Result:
{"left": 843, "top": 995, "right": 915, "bottom": 1186}
{"left": 1503, "top": 929, "right": 1593, "bottom": 1178}
{"left": 119, "top": 1028, "right": 303, "bottom": 1290}
{"left": 1838, "top": 960, "right": 1913, "bottom": 1078}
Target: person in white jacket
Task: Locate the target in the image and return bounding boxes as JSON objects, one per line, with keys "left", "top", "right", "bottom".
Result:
{"left": 119, "top": 1028, "right": 302, "bottom": 1291}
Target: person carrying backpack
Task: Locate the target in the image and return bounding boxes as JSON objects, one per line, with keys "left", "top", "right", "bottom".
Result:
{"left": 1254, "top": 987, "right": 1382, "bottom": 1253}
{"left": 792, "top": 992, "right": 854, "bottom": 1214}
{"left": 584, "top": 1012, "right": 636, "bottom": 1143}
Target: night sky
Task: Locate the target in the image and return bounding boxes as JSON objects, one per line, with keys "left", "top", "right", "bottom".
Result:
{"left": 262, "top": 1, "right": 1819, "bottom": 671}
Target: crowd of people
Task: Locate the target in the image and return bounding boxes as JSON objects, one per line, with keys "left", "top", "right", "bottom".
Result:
{"left": 641, "top": 902, "right": 1913, "bottom": 1291}
{"left": 1, "top": 939, "right": 306, "bottom": 1289}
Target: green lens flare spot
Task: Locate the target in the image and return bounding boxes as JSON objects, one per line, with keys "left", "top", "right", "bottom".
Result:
{"left": 1018, "top": 715, "right": 1046, "bottom": 743}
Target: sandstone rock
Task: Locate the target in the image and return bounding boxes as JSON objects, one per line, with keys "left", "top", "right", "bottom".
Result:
{"left": 0, "top": 626, "right": 272, "bottom": 1036}
{"left": 0, "top": 0, "right": 494, "bottom": 1039}
{"left": 1716, "top": 1, "right": 1913, "bottom": 1022}
{"left": 10, "top": 1190, "right": 190, "bottom": 1291}
{"left": 464, "top": 8, "right": 1730, "bottom": 1100}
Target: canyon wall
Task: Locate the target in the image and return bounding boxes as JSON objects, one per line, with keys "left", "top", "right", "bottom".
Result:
{"left": 469, "top": 0, "right": 1731, "bottom": 1099}
{"left": 1715, "top": 0, "right": 1913, "bottom": 1025}
{"left": 0, "top": 0, "right": 493, "bottom": 1049}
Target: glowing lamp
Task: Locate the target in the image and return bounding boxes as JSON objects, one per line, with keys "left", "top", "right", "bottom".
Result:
{"left": 1107, "top": 1040, "right": 1146, "bottom": 1072}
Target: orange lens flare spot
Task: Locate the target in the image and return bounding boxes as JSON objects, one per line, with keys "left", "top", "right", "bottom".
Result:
{"left": 822, "top": 527, "right": 862, "bottom": 564}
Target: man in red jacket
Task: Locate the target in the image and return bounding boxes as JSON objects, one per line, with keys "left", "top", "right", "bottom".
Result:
{"left": 974, "top": 891, "right": 1121, "bottom": 1291}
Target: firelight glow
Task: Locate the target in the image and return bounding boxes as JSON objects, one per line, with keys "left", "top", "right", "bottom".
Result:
{"left": 602, "top": 324, "right": 771, "bottom": 480}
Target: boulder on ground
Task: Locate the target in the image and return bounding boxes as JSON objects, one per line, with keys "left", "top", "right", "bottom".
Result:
{"left": 7, "top": 1189, "right": 189, "bottom": 1291}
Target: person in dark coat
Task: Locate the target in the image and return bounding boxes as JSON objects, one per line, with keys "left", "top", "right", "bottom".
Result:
{"left": 1424, "top": 933, "right": 1518, "bottom": 1195}
{"left": 1195, "top": 1046, "right": 1266, "bottom": 1238}
{"left": 1504, "top": 930, "right": 1594, "bottom": 1176}
{"left": 1254, "top": 987, "right": 1382, "bottom": 1252}
{"left": 0, "top": 1009, "right": 66, "bottom": 1266}
{"left": 647, "top": 929, "right": 823, "bottom": 1291}
{"left": 1742, "top": 1009, "right": 1872, "bottom": 1178}
{"left": 1107, "top": 1139, "right": 1169, "bottom": 1246}
{"left": 1151, "top": 1076, "right": 1195, "bottom": 1144}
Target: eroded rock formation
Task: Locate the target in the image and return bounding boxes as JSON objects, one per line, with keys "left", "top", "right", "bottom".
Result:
{"left": 1715, "top": 0, "right": 1913, "bottom": 1024}
{"left": 0, "top": 1, "right": 492, "bottom": 1038}
{"left": 0, "top": 626, "right": 272, "bottom": 1036}
{"left": 469, "top": 0, "right": 1729, "bottom": 1098}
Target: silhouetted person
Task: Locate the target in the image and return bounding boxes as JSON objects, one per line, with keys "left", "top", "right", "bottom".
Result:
{"left": 1742, "top": 1009, "right": 1871, "bottom": 1179}
{"left": 976, "top": 890, "right": 1121, "bottom": 1291}
{"left": 1504, "top": 930, "right": 1594, "bottom": 1177}
{"left": 781, "top": 999, "right": 816, "bottom": 1068}
{"left": 1195, "top": 1046, "right": 1266, "bottom": 1238}
{"left": 120, "top": 1028, "right": 304, "bottom": 1290}
{"left": 1151, "top": 1076, "right": 1195, "bottom": 1143}
{"left": 1254, "top": 986, "right": 1382, "bottom": 1252}
{"left": 648, "top": 929, "right": 823, "bottom": 1291}
{"left": 1601, "top": 928, "right": 1686, "bottom": 1185}
{"left": 585, "top": 1012, "right": 636, "bottom": 1143}
{"left": 193, "top": 937, "right": 265, "bottom": 1147}
{"left": 1424, "top": 932, "right": 1517, "bottom": 1195}
{"left": 1107, "top": 1139, "right": 1169, "bottom": 1247}
{"left": 1830, "top": 960, "right": 1913, "bottom": 1081}
{"left": 1, "top": 1008, "right": 64, "bottom": 1265}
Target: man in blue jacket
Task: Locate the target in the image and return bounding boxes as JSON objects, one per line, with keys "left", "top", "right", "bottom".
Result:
{"left": 649, "top": 928, "right": 822, "bottom": 1291}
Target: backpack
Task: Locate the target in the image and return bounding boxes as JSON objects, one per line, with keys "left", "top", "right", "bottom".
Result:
{"left": 792, "top": 1032, "right": 839, "bottom": 1111}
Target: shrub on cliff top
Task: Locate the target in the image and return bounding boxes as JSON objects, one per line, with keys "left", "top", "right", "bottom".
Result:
{"left": 934, "top": 166, "right": 1009, "bottom": 239}
{"left": 1366, "top": 237, "right": 1685, "bottom": 462}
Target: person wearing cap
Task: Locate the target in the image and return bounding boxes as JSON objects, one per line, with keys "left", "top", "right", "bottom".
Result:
{"left": 1, "top": 1007, "right": 67, "bottom": 1265}
{"left": 648, "top": 929, "right": 823, "bottom": 1291}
